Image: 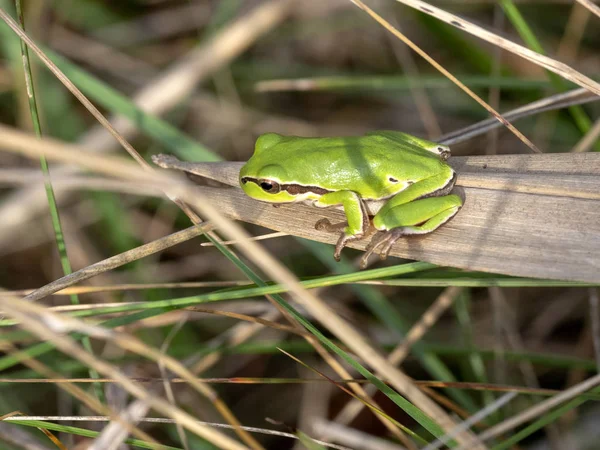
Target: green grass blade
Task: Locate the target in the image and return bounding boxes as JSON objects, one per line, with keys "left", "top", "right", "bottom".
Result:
{"left": 0, "top": 13, "right": 217, "bottom": 161}
{"left": 13, "top": 0, "right": 102, "bottom": 400}
{"left": 7, "top": 419, "right": 183, "bottom": 450}
{"left": 200, "top": 235, "right": 451, "bottom": 442}
{"left": 491, "top": 389, "right": 599, "bottom": 449}
{"left": 303, "top": 239, "right": 478, "bottom": 412}
{"left": 454, "top": 289, "right": 497, "bottom": 422}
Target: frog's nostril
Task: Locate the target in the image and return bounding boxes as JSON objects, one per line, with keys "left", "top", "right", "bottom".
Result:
{"left": 241, "top": 178, "right": 248, "bottom": 184}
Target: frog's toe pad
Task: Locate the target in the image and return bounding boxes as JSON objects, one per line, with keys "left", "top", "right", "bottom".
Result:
{"left": 361, "top": 228, "right": 406, "bottom": 268}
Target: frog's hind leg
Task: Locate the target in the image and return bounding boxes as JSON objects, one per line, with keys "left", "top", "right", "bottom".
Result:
{"left": 314, "top": 190, "right": 369, "bottom": 261}
{"left": 362, "top": 195, "right": 462, "bottom": 268}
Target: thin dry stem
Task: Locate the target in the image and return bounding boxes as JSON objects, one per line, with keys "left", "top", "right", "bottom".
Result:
{"left": 352, "top": 0, "right": 541, "bottom": 153}
{"left": 391, "top": 0, "right": 600, "bottom": 95}
{"left": 0, "top": 0, "right": 295, "bottom": 252}
{"left": 4, "top": 416, "right": 352, "bottom": 450}
{"left": 159, "top": 315, "right": 191, "bottom": 450}
{"left": 23, "top": 225, "right": 209, "bottom": 302}
{"left": 478, "top": 363, "right": 600, "bottom": 442}
{"left": 335, "top": 287, "right": 462, "bottom": 425}
{"left": 575, "top": 0, "right": 600, "bottom": 19}
{"left": 0, "top": 340, "right": 159, "bottom": 447}
{"left": 0, "top": 7, "right": 150, "bottom": 169}
{"left": 573, "top": 118, "right": 600, "bottom": 153}
{"left": 0, "top": 296, "right": 252, "bottom": 450}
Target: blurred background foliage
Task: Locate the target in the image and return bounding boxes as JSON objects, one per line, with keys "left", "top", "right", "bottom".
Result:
{"left": 0, "top": 0, "right": 599, "bottom": 449}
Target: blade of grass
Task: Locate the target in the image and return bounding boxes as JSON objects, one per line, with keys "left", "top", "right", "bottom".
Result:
{"left": 391, "top": 0, "right": 600, "bottom": 95}
{"left": 574, "top": 0, "right": 600, "bottom": 21}
{"left": 0, "top": 263, "right": 438, "bottom": 327}
{"left": 453, "top": 290, "right": 498, "bottom": 423}
{"left": 5, "top": 419, "right": 183, "bottom": 450}
{"left": 171, "top": 234, "right": 476, "bottom": 446}
{"left": 6, "top": 418, "right": 353, "bottom": 450}
{"left": 13, "top": 0, "right": 103, "bottom": 402}
{"left": 0, "top": 296, "right": 257, "bottom": 450}
{"left": 351, "top": 0, "right": 541, "bottom": 153}
{"left": 499, "top": 0, "right": 600, "bottom": 151}
{"left": 489, "top": 390, "right": 597, "bottom": 449}
{"left": 0, "top": 273, "right": 591, "bottom": 298}
{"left": 304, "top": 240, "right": 478, "bottom": 412}
{"left": 439, "top": 87, "right": 597, "bottom": 145}
{"left": 254, "top": 74, "right": 553, "bottom": 93}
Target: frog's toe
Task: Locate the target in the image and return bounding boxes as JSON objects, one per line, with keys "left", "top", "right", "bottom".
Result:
{"left": 333, "top": 232, "right": 362, "bottom": 261}
{"left": 361, "top": 232, "right": 386, "bottom": 268}
{"left": 361, "top": 228, "right": 406, "bottom": 268}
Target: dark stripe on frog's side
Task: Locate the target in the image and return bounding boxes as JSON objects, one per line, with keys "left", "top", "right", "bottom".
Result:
{"left": 241, "top": 177, "right": 332, "bottom": 196}
{"left": 282, "top": 183, "right": 331, "bottom": 196}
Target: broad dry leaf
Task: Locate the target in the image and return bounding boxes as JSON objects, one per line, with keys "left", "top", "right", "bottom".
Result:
{"left": 160, "top": 153, "right": 600, "bottom": 283}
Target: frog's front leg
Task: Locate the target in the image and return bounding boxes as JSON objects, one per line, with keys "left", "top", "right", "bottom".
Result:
{"left": 313, "top": 191, "right": 369, "bottom": 261}
{"left": 361, "top": 171, "right": 462, "bottom": 267}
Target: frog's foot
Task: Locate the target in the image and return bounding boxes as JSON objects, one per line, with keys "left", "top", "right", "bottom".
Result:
{"left": 360, "top": 228, "right": 406, "bottom": 268}
{"left": 315, "top": 219, "right": 363, "bottom": 261}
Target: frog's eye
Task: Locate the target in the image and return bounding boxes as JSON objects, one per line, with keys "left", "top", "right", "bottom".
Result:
{"left": 259, "top": 179, "right": 281, "bottom": 194}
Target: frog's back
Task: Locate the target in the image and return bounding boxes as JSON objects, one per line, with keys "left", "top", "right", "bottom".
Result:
{"left": 253, "top": 133, "right": 446, "bottom": 198}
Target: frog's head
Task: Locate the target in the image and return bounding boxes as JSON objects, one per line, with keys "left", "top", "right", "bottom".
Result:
{"left": 239, "top": 133, "right": 297, "bottom": 203}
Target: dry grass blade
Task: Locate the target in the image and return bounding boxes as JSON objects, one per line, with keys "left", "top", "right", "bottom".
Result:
{"left": 335, "top": 287, "right": 462, "bottom": 426}
{"left": 0, "top": 0, "right": 295, "bottom": 252}
{"left": 0, "top": 7, "right": 149, "bottom": 169}
{"left": 575, "top": 0, "right": 600, "bottom": 18}
{"left": 152, "top": 152, "right": 600, "bottom": 283}
{"left": 351, "top": 0, "right": 541, "bottom": 153}
{"left": 4, "top": 416, "right": 353, "bottom": 450}
{"left": 80, "top": 0, "right": 296, "bottom": 152}
{"left": 439, "top": 88, "right": 598, "bottom": 145}
{"left": 0, "top": 127, "right": 484, "bottom": 448}
{"left": 573, "top": 118, "right": 600, "bottom": 153}
{"left": 0, "top": 341, "right": 160, "bottom": 447}
{"left": 311, "top": 420, "right": 407, "bottom": 450}
{"left": 22, "top": 225, "right": 209, "bottom": 302}
{"left": 477, "top": 371, "right": 600, "bottom": 443}
{"left": 3, "top": 127, "right": 599, "bottom": 283}
{"left": 0, "top": 295, "right": 252, "bottom": 450}
{"left": 2, "top": 377, "right": 582, "bottom": 398}
{"left": 391, "top": 0, "right": 600, "bottom": 96}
